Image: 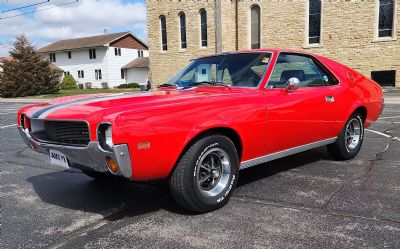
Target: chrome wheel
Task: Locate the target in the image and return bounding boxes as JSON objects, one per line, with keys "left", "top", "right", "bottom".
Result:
{"left": 196, "top": 148, "right": 231, "bottom": 197}
{"left": 345, "top": 118, "right": 361, "bottom": 151}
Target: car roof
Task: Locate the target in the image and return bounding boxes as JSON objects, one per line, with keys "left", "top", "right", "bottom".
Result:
{"left": 197, "top": 48, "right": 319, "bottom": 59}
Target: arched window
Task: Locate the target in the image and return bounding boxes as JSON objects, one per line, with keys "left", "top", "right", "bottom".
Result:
{"left": 179, "top": 12, "right": 187, "bottom": 49}
{"left": 378, "top": 0, "right": 395, "bottom": 37}
{"left": 308, "top": 0, "right": 322, "bottom": 44}
{"left": 200, "top": 9, "right": 208, "bottom": 47}
{"left": 250, "top": 5, "right": 261, "bottom": 49}
{"left": 160, "top": 15, "right": 167, "bottom": 51}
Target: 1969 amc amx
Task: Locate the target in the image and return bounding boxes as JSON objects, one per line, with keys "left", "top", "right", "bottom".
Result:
{"left": 18, "top": 49, "right": 384, "bottom": 212}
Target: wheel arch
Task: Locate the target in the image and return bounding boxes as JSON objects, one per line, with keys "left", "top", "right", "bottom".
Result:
{"left": 353, "top": 106, "right": 367, "bottom": 123}
{"left": 169, "top": 127, "right": 243, "bottom": 178}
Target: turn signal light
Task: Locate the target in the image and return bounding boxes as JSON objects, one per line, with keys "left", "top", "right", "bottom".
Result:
{"left": 105, "top": 157, "right": 119, "bottom": 174}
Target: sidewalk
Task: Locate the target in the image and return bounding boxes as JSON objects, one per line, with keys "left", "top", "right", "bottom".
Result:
{"left": 382, "top": 87, "right": 400, "bottom": 94}
{"left": 0, "top": 98, "right": 50, "bottom": 103}
{"left": 384, "top": 96, "right": 400, "bottom": 104}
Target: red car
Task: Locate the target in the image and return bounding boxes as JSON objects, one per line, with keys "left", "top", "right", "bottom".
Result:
{"left": 17, "top": 49, "right": 383, "bottom": 212}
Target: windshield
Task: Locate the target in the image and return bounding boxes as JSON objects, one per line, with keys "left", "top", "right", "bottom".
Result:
{"left": 166, "top": 52, "right": 272, "bottom": 88}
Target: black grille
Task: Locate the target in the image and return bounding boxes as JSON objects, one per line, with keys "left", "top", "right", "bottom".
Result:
{"left": 32, "top": 121, "right": 90, "bottom": 146}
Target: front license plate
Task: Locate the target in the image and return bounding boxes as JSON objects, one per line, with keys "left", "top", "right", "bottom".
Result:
{"left": 49, "top": 150, "right": 69, "bottom": 169}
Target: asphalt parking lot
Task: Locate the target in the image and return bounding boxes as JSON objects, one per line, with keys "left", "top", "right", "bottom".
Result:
{"left": 1, "top": 93, "right": 400, "bottom": 249}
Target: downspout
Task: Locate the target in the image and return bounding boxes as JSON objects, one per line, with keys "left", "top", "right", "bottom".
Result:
{"left": 214, "top": 0, "right": 222, "bottom": 53}
{"left": 235, "top": 0, "right": 238, "bottom": 51}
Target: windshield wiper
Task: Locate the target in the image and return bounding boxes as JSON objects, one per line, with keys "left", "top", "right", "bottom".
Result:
{"left": 193, "top": 81, "right": 231, "bottom": 88}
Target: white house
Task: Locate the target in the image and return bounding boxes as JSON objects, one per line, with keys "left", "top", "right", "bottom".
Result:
{"left": 122, "top": 57, "right": 149, "bottom": 86}
{"left": 38, "top": 32, "right": 149, "bottom": 88}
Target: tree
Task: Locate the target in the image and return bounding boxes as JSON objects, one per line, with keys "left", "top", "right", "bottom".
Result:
{"left": 0, "top": 35, "right": 60, "bottom": 97}
{"left": 61, "top": 74, "right": 77, "bottom": 90}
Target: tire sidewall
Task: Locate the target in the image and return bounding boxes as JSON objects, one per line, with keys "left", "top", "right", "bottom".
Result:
{"left": 342, "top": 113, "right": 364, "bottom": 157}
{"left": 190, "top": 137, "right": 239, "bottom": 210}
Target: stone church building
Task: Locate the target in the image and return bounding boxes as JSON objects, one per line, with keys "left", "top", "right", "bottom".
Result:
{"left": 147, "top": 0, "right": 399, "bottom": 87}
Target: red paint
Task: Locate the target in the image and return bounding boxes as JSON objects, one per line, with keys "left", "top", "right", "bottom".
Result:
{"left": 17, "top": 49, "right": 384, "bottom": 181}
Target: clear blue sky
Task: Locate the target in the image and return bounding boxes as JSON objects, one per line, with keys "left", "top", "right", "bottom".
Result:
{"left": 0, "top": 0, "right": 147, "bottom": 56}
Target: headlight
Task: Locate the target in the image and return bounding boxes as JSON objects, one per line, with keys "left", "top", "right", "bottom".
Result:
{"left": 105, "top": 125, "right": 113, "bottom": 148}
{"left": 98, "top": 123, "right": 113, "bottom": 151}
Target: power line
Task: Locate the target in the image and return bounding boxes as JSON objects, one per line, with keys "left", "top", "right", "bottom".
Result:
{"left": 0, "top": 0, "right": 78, "bottom": 20}
{"left": 1, "top": 0, "right": 50, "bottom": 14}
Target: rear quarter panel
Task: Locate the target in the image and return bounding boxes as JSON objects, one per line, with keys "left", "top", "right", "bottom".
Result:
{"left": 317, "top": 56, "right": 383, "bottom": 128}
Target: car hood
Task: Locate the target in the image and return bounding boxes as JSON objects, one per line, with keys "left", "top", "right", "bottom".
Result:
{"left": 25, "top": 87, "right": 256, "bottom": 121}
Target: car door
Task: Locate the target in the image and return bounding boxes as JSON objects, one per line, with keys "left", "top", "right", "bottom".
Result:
{"left": 264, "top": 53, "right": 342, "bottom": 155}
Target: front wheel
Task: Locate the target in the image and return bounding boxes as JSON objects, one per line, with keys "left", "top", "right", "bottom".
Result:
{"left": 169, "top": 134, "right": 239, "bottom": 213}
{"left": 328, "top": 112, "right": 364, "bottom": 160}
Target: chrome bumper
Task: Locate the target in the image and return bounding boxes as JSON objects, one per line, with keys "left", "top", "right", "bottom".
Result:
{"left": 18, "top": 127, "right": 133, "bottom": 179}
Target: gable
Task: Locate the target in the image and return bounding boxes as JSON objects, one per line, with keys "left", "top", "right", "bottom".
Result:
{"left": 110, "top": 34, "right": 148, "bottom": 50}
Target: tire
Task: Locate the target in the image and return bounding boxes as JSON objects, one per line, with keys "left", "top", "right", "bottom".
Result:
{"left": 169, "top": 134, "right": 239, "bottom": 213}
{"left": 81, "top": 169, "right": 110, "bottom": 180}
{"left": 327, "top": 111, "right": 364, "bottom": 160}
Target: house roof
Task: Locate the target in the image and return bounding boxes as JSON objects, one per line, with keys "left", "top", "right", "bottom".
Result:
{"left": 49, "top": 63, "right": 64, "bottom": 72}
{"left": 122, "top": 57, "right": 149, "bottom": 69}
{"left": 0, "top": 57, "right": 13, "bottom": 62}
{"left": 37, "top": 32, "right": 147, "bottom": 53}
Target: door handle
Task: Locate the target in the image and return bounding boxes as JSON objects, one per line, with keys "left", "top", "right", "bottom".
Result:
{"left": 325, "top": 96, "right": 335, "bottom": 102}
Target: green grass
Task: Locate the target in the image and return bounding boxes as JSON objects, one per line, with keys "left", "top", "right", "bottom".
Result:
{"left": 21, "top": 88, "right": 140, "bottom": 99}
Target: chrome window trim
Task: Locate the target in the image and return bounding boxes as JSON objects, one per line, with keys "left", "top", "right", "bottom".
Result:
{"left": 170, "top": 51, "right": 274, "bottom": 89}
{"left": 263, "top": 51, "right": 280, "bottom": 89}
{"left": 264, "top": 51, "right": 341, "bottom": 89}
{"left": 240, "top": 137, "right": 337, "bottom": 170}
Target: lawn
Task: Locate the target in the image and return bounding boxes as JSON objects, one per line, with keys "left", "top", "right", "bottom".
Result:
{"left": 21, "top": 88, "right": 141, "bottom": 99}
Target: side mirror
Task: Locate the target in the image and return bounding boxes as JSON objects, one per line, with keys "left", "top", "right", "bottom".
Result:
{"left": 286, "top": 77, "right": 300, "bottom": 92}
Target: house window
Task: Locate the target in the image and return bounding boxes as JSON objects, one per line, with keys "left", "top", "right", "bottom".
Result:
{"left": 179, "top": 12, "right": 187, "bottom": 49}
{"left": 138, "top": 50, "right": 142, "bottom": 57}
{"left": 89, "top": 49, "right": 96, "bottom": 59}
{"left": 200, "top": 9, "right": 208, "bottom": 47}
{"left": 141, "top": 51, "right": 144, "bottom": 57}
{"left": 49, "top": 53, "right": 56, "bottom": 62}
{"left": 371, "top": 70, "right": 396, "bottom": 86}
{"left": 95, "top": 69, "right": 102, "bottom": 80}
{"left": 114, "top": 48, "right": 121, "bottom": 56}
{"left": 67, "top": 51, "right": 71, "bottom": 59}
{"left": 308, "top": 0, "right": 322, "bottom": 44}
{"left": 78, "top": 70, "right": 84, "bottom": 79}
{"left": 160, "top": 15, "right": 167, "bottom": 51}
{"left": 378, "top": 0, "right": 395, "bottom": 37}
{"left": 121, "top": 69, "right": 125, "bottom": 79}
{"left": 250, "top": 5, "right": 261, "bottom": 49}
{"left": 63, "top": 71, "right": 70, "bottom": 76}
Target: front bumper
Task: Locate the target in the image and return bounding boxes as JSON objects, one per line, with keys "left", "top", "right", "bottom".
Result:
{"left": 18, "top": 126, "right": 133, "bottom": 179}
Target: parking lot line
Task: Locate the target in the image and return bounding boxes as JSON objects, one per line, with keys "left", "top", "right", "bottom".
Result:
{"left": 0, "top": 124, "right": 17, "bottom": 129}
{"left": 366, "top": 129, "right": 391, "bottom": 138}
{"left": 366, "top": 129, "right": 400, "bottom": 142}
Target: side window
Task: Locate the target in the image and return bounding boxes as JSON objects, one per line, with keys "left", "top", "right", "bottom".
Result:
{"left": 268, "top": 53, "right": 337, "bottom": 88}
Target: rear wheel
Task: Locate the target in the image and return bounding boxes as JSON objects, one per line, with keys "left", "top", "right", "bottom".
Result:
{"left": 169, "top": 134, "right": 239, "bottom": 213}
{"left": 328, "top": 112, "right": 364, "bottom": 160}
